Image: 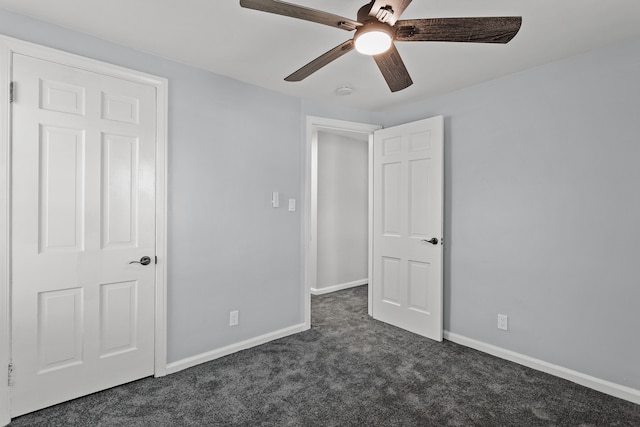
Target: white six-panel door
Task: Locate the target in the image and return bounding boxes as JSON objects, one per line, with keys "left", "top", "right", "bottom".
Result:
{"left": 372, "top": 116, "right": 444, "bottom": 340}
{"left": 11, "top": 53, "right": 157, "bottom": 416}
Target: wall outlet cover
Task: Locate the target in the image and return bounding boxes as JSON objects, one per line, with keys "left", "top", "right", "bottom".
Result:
{"left": 497, "top": 314, "right": 508, "bottom": 331}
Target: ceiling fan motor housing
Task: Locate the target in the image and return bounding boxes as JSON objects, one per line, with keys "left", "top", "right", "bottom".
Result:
{"left": 356, "top": 19, "right": 395, "bottom": 36}
{"left": 358, "top": 1, "right": 393, "bottom": 23}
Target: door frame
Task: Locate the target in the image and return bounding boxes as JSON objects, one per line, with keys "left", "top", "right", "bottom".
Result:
{"left": 303, "top": 116, "right": 381, "bottom": 329}
{"left": 0, "top": 35, "right": 168, "bottom": 425}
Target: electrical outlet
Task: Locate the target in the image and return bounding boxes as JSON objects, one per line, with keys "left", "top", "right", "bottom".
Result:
{"left": 229, "top": 310, "right": 239, "bottom": 326}
{"left": 497, "top": 314, "right": 508, "bottom": 331}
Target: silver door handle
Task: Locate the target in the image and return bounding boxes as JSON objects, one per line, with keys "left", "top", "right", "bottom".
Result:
{"left": 422, "top": 238, "right": 438, "bottom": 245}
{"left": 129, "top": 256, "right": 151, "bottom": 266}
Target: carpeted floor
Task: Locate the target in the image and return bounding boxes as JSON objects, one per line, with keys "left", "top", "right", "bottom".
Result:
{"left": 10, "top": 285, "right": 640, "bottom": 426}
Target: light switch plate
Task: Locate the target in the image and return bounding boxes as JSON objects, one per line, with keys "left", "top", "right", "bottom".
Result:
{"left": 288, "top": 198, "right": 296, "bottom": 212}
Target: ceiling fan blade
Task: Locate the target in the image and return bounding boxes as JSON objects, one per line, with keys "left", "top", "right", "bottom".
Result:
{"left": 373, "top": 43, "right": 413, "bottom": 92}
{"left": 367, "top": 0, "right": 412, "bottom": 25}
{"left": 240, "top": 0, "right": 361, "bottom": 31}
{"left": 395, "top": 17, "right": 522, "bottom": 43}
{"left": 285, "top": 40, "right": 355, "bottom": 82}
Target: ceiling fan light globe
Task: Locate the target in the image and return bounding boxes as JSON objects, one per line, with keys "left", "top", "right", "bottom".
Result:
{"left": 354, "top": 30, "right": 392, "bottom": 55}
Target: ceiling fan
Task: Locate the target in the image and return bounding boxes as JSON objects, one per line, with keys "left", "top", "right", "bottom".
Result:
{"left": 239, "top": 0, "right": 522, "bottom": 92}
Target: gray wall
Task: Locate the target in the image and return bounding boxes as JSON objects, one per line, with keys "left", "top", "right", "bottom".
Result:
{"left": 378, "top": 37, "right": 640, "bottom": 390}
{"left": 166, "top": 68, "right": 302, "bottom": 360}
{"left": 316, "top": 131, "right": 368, "bottom": 290}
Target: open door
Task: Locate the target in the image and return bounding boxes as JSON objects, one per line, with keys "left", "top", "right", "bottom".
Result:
{"left": 371, "top": 116, "right": 444, "bottom": 340}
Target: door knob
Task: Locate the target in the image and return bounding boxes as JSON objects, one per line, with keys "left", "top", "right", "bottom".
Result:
{"left": 422, "top": 238, "right": 439, "bottom": 245}
{"left": 129, "top": 256, "right": 151, "bottom": 266}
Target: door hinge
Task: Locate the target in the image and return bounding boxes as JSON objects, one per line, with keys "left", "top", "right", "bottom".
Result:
{"left": 155, "top": 255, "right": 158, "bottom": 265}
{"left": 9, "top": 82, "right": 14, "bottom": 103}
{"left": 8, "top": 362, "right": 14, "bottom": 386}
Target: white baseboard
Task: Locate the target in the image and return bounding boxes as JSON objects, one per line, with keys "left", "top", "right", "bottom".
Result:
{"left": 444, "top": 331, "right": 640, "bottom": 405}
{"left": 311, "top": 279, "right": 368, "bottom": 295}
{"left": 165, "top": 323, "right": 306, "bottom": 375}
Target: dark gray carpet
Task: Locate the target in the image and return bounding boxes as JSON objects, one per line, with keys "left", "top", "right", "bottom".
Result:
{"left": 11, "top": 285, "right": 640, "bottom": 426}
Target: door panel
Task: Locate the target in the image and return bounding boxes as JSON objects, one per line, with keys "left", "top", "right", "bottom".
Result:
{"left": 39, "top": 126, "right": 85, "bottom": 251}
{"left": 372, "top": 116, "right": 444, "bottom": 340}
{"left": 408, "top": 260, "right": 430, "bottom": 313}
{"left": 11, "top": 53, "right": 157, "bottom": 417}
{"left": 382, "top": 162, "right": 401, "bottom": 235}
{"left": 37, "top": 288, "right": 84, "bottom": 373}
{"left": 100, "top": 280, "right": 139, "bottom": 357}
{"left": 381, "top": 256, "right": 401, "bottom": 305}
{"left": 409, "top": 158, "right": 430, "bottom": 237}
{"left": 102, "top": 133, "right": 139, "bottom": 248}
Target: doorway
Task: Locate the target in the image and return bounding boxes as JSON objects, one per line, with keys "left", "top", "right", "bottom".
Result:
{"left": 313, "top": 129, "right": 369, "bottom": 295}
{"left": 303, "top": 117, "right": 381, "bottom": 328}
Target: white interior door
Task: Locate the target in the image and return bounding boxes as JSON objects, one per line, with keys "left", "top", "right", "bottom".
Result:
{"left": 372, "top": 116, "right": 444, "bottom": 340}
{"left": 11, "top": 53, "right": 157, "bottom": 416}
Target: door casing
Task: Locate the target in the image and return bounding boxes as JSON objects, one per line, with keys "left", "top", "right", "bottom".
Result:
{"left": 303, "top": 116, "right": 381, "bottom": 329}
{"left": 0, "top": 35, "right": 168, "bottom": 425}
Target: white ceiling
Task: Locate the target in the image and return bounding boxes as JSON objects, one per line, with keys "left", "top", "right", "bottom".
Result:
{"left": 1, "top": 0, "right": 640, "bottom": 111}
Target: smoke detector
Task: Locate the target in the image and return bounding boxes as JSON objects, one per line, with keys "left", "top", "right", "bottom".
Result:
{"left": 335, "top": 86, "right": 353, "bottom": 96}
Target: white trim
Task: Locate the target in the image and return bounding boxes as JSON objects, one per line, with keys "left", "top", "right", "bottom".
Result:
{"left": 153, "top": 66, "right": 169, "bottom": 378}
{"left": 0, "top": 35, "right": 168, "bottom": 424}
{"left": 165, "top": 323, "right": 306, "bottom": 375}
{"left": 303, "top": 116, "right": 381, "bottom": 330}
{"left": 444, "top": 331, "right": 640, "bottom": 405}
{"left": 0, "top": 35, "right": 11, "bottom": 427}
{"left": 367, "top": 132, "right": 374, "bottom": 317}
{"left": 311, "top": 279, "right": 368, "bottom": 296}
{"left": 308, "top": 130, "right": 319, "bottom": 301}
